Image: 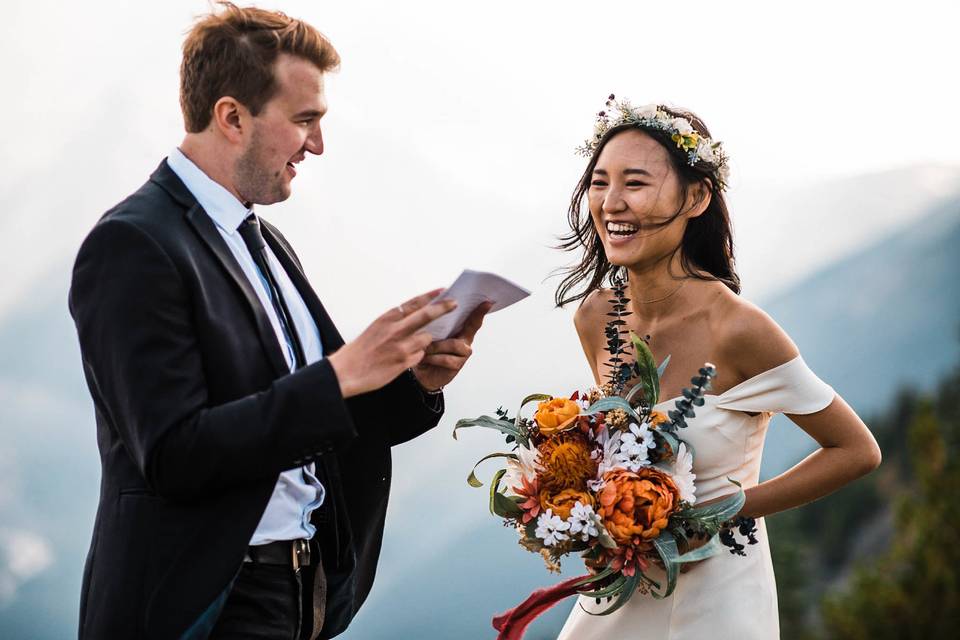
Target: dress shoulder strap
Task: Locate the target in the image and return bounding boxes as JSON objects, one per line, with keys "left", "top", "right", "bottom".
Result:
{"left": 714, "top": 355, "right": 835, "bottom": 415}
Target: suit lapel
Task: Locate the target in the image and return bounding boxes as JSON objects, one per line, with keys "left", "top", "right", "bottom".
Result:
{"left": 150, "top": 161, "right": 290, "bottom": 378}
{"left": 184, "top": 205, "right": 291, "bottom": 378}
{"left": 260, "top": 220, "right": 345, "bottom": 354}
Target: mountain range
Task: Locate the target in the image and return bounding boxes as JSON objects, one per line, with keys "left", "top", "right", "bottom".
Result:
{"left": 0, "top": 169, "right": 957, "bottom": 638}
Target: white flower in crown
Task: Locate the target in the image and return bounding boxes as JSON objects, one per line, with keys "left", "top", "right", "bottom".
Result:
{"left": 636, "top": 103, "right": 660, "bottom": 121}
{"left": 718, "top": 162, "right": 731, "bottom": 185}
{"left": 671, "top": 117, "right": 695, "bottom": 136}
{"left": 697, "top": 139, "right": 717, "bottom": 164}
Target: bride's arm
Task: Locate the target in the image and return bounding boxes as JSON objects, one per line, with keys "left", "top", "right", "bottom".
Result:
{"left": 722, "top": 302, "right": 882, "bottom": 519}
{"left": 742, "top": 395, "right": 881, "bottom": 518}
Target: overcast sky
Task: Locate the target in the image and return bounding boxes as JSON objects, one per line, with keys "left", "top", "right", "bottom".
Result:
{"left": 2, "top": 0, "right": 958, "bottom": 319}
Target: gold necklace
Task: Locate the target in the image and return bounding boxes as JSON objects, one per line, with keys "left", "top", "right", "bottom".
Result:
{"left": 635, "top": 279, "right": 688, "bottom": 304}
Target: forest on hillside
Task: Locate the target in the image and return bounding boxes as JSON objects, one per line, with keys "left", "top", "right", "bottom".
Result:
{"left": 770, "top": 351, "right": 960, "bottom": 637}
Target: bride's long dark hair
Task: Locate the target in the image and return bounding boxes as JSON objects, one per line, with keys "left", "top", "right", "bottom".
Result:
{"left": 554, "top": 106, "right": 740, "bottom": 308}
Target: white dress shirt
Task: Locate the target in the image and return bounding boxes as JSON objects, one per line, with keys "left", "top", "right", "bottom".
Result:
{"left": 167, "top": 147, "right": 326, "bottom": 545}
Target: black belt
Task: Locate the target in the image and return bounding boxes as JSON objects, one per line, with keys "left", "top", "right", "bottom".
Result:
{"left": 244, "top": 539, "right": 313, "bottom": 572}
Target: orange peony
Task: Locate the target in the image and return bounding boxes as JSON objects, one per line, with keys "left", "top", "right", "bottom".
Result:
{"left": 538, "top": 432, "right": 597, "bottom": 492}
{"left": 534, "top": 398, "right": 580, "bottom": 435}
{"left": 597, "top": 467, "right": 680, "bottom": 549}
{"left": 539, "top": 488, "right": 595, "bottom": 521}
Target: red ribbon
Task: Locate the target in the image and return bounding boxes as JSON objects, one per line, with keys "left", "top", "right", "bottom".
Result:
{"left": 492, "top": 573, "right": 593, "bottom": 640}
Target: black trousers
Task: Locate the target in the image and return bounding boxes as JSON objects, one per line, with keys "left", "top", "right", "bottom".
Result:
{"left": 208, "top": 560, "right": 324, "bottom": 640}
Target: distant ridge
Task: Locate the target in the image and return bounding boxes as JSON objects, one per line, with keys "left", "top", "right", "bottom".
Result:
{"left": 759, "top": 194, "right": 960, "bottom": 476}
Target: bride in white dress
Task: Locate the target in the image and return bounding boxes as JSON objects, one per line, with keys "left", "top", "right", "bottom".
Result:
{"left": 553, "top": 99, "right": 882, "bottom": 639}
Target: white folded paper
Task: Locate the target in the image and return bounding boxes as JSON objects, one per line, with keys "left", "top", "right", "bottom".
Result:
{"left": 423, "top": 269, "right": 530, "bottom": 340}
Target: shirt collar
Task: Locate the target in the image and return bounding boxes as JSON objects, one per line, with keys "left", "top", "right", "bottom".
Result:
{"left": 167, "top": 147, "right": 252, "bottom": 235}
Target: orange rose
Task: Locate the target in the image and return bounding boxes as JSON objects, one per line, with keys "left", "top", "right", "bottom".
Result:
{"left": 538, "top": 432, "right": 597, "bottom": 492}
{"left": 539, "top": 488, "right": 595, "bottom": 521}
{"left": 597, "top": 467, "right": 680, "bottom": 549}
{"left": 649, "top": 411, "right": 669, "bottom": 428}
{"left": 534, "top": 398, "right": 580, "bottom": 435}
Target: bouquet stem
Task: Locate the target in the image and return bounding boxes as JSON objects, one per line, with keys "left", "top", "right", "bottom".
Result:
{"left": 492, "top": 573, "right": 593, "bottom": 640}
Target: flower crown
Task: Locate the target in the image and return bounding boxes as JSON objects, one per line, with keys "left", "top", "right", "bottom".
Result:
{"left": 576, "top": 94, "right": 731, "bottom": 191}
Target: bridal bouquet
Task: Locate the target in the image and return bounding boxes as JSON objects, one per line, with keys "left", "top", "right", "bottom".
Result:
{"left": 455, "top": 288, "right": 754, "bottom": 639}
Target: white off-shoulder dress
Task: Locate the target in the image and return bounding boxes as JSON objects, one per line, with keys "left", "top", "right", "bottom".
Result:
{"left": 558, "top": 355, "right": 835, "bottom": 640}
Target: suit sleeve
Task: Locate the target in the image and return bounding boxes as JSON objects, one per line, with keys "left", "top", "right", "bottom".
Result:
{"left": 69, "top": 218, "right": 357, "bottom": 500}
{"left": 347, "top": 370, "right": 445, "bottom": 447}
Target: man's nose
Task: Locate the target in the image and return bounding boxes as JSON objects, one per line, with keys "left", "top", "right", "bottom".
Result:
{"left": 304, "top": 126, "right": 324, "bottom": 156}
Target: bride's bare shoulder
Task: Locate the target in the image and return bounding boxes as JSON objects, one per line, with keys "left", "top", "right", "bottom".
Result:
{"left": 714, "top": 290, "right": 800, "bottom": 381}
{"left": 573, "top": 288, "right": 612, "bottom": 333}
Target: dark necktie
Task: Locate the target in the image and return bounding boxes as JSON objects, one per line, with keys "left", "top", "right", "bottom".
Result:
{"left": 238, "top": 214, "right": 307, "bottom": 370}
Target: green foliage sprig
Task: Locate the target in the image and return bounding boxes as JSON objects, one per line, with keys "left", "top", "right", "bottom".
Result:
{"left": 603, "top": 274, "right": 636, "bottom": 395}
{"left": 663, "top": 364, "right": 717, "bottom": 433}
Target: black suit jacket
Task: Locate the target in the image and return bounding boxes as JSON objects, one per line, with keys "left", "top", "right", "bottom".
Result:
{"left": 68, "top": 160, "right": 443, "bottom": 639}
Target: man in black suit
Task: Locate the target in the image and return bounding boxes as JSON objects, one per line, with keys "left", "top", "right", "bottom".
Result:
{"left": 68, "top": 4, "right": 488, "bottom": 639}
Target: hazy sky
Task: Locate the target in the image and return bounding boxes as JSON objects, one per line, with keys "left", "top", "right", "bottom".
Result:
{"left": 2, "top": 0, "right": 959, "bottom": 320}
{"left": 1, "top": 2, "right": 958, "bottom": 632}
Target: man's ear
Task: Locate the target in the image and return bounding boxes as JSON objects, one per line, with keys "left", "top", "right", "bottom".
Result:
{"left": 685, "top": 179, "right": 713, "bottom": 219}
{"left": 211, "top": 96, "right": 248, "bottom": 145}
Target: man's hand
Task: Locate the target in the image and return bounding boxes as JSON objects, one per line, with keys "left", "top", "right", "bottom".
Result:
{"left": 412, "top": 301, "right": 492, "bottom": 392}
{"left": 328, "top": 289, "right": 457, "bottom": 398}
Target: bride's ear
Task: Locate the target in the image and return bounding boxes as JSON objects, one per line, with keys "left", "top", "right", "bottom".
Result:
{"left": 684, "top": 179, "right": 713, "bottom": 219}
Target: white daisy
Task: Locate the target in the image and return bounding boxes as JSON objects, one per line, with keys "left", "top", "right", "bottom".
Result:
{"left": 535, "top": 509, "right": 571, "bottom": 547}
{"left": 670, "top": 442, "right": 697, "bottom": 504}
{"left": 567, "top": 502, "right": 602, "bottom": 541}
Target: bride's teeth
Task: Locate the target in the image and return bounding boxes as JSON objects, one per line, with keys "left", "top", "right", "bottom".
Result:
{"left": 606, "top": 221, "right": 639, "bottom": 235}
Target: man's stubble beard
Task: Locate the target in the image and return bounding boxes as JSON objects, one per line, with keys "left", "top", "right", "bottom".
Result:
{"left": 234, "top": 127, "right": 289, "bottom": 206}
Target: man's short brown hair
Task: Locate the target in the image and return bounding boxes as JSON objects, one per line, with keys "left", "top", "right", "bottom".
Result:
{"left": 180, "top": 2, "right": 340, "bottom": 133}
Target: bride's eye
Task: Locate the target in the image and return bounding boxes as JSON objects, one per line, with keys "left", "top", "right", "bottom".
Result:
{"left": 590, "top": 180, "right": 608, "bottom": 187}
{"left": 626, "top": 180, "right": 647, "bottom": 187}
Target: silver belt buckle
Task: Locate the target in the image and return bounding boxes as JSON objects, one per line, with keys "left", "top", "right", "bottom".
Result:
{"left": 291, "top": 539, "right": 310, "bottom": 573}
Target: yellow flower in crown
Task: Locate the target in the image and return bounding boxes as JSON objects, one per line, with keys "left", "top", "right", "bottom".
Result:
{"left": 672, "top": 132, "right": 700, "bottom": 152}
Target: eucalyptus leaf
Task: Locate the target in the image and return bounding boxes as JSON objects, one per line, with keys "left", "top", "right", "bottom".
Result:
{"left": 573, "top": 566, "right": 616, "bottom": 588}
{"left": 676, "top": 483, "right": 745, "bottom": 523}
{"left": 656, "top": 354, "right": 671, "bottom": 380}
{"left": 467, "top": 452, "right": 518, "bottom": 488}
{"left": 676, "top": 535, "right": 723, "bottom": 563}
{"left": 650, "top": 533, "right": 681, "bottom": 599}
{"left": 487, "top": 468, "right": 508, "bottom": 516}
{"left": 579, "top": 575, "right": 627, "bottom": 599}
{"left": 584, "top": 397, "right": 644, "bottom": 424}
{"left": 516, "top": 393, "right": 552, "bottom": 427}
{"left": 453, "top": 415, "right": 524, "bottom": 444}
{"left": 491, "top": 489, "right": 523, "bottom": 519}
{"left": 588, "top": 570, "right": 641, "bottom": 616}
